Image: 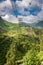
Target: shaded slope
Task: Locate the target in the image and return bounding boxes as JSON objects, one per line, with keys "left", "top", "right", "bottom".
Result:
{"left": 35, "top": 20, "right": 43, "bottom": 27}
{"left": 31, "top": 20, "right": 43, "bottom": 28}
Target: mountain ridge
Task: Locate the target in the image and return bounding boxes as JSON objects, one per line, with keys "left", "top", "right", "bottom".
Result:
{"left": 1, "top": 17, "right": 43, "bottom": 28}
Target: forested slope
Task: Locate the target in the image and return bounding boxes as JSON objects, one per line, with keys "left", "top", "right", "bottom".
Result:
{"left": 0, "top": 18, "right": 43, "bottom": 65}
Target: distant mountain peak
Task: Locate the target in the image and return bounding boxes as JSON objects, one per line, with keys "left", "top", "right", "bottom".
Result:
{"left": 31, "top": 20, "right": 43, "bottom": 28}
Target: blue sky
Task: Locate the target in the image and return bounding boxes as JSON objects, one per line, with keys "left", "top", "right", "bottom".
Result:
{"left": 0, "top": 0, "right": 43, "bottom": 23}
{"left": 11, "top": 0, "right": 42, "bottom": 16}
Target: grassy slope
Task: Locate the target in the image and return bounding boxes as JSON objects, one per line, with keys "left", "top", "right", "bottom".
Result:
{"left": 0, "top": 18, "right": 43, "bottom": 65}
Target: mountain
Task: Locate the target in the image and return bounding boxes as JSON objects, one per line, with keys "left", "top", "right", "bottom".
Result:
{"left": 19, "top": 20, "right": 43, "bottom": 28}
{"left": 31, "top": 20, "right": 43, "bottom": 28}
{"left": 35, "top": 20, "right": 43, "bottom": 27}
{"left": 0, "top": 17, "right": 19, "bottom": 33}
{"left": 0, "top": 18, "right": 43, "bottom": 65}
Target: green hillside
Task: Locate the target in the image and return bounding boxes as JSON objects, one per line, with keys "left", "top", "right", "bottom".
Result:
{"left": 0, "top": 18, "right": 43, "bottom": 65}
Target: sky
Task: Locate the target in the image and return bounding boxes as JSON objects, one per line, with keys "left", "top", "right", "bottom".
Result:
{"left": 0, "top": 0, "right": 43, "bottom": 23}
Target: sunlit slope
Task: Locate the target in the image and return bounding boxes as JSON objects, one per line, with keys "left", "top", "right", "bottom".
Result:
{"left": 0, "top": 17, "right": 19, "bottom": 33}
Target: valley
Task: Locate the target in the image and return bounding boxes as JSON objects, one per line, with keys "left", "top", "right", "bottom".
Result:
{"left": 0, "top": 18, "right": 43, "bottom": 65}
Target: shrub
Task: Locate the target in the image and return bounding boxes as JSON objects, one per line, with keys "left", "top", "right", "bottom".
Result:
{"left": 23, "top": 50, "right": 40, "bottom": 65}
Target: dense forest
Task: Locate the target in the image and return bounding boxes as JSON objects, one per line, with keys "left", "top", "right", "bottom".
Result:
{"left": 0, "top": 17, "right": 43, "bottom": 65}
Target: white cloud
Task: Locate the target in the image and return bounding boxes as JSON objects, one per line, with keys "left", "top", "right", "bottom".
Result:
{"left": 0, "top": 0, "right": 12, "bottom": 8}
{"left": 1, "top": 11, "right": 43, "bottom": 24}
{"left": 14, "top": 0, "right": 42, "bottom": 16}
{"left": 0, "top": 0, "right": 12, "bottom": 16}
{"left": 0, "top": 0, "right": 43, "bottom": 24}
{"left": 16, "top": 0, "right": 42, "bottom": 10}
{"left": 1, "top": 14, "right": 38, "bottom": 24}
{"left": 18, "top": 15, "right": 39, "bottom": 23}
{"left": 2, "top": 14, "right": 19, "bottom": 23}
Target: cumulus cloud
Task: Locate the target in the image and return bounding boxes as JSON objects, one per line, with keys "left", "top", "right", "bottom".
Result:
{"left": 0, "top": 0, "right": 12, "bottom": 16}
{"left": 17, "top": 15, "right": 41, "bottom": 23}
{"left": 2, "top": 14, "right": 19, "bottom": 23}
{"left": 0, "top": 0, "right": 43, "bottom": 23}
{"left": 14, "top": 0, "right": 42, "bottom": 15}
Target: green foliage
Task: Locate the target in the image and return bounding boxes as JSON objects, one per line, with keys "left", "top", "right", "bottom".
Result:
{"left": 0, "top": 35, "right": 13, "bottom": 65}
{"left": 0, "top": 18, "right": 43, "bottom": 65}
{"left": 6, "top": 41, "right": 16, "bottom": 65}
{"left": 24, "top": 50, "right": 40, "bottom": 65}
{"left": 37, "top": 51, "right": 43, "bottom": 61}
